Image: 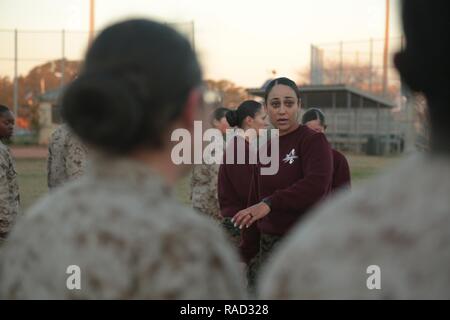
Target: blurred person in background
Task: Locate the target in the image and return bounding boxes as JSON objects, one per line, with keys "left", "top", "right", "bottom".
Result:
{"left": 190, "top": 107, "right": 230, "bottom": 222}
{"left": 233, "top": 77, "right": 334, "bottom": 289}
{"left": 259, "top": 0, "right": 450, "bottom": 299}
{"left": 0, "top": 105, "right": 20, "bottom": 244}
{"left": 302, "top": 107, "right": 351, "bottom": 192}
{"left": 0, "top": 19, "right": 245, "bottom": 299}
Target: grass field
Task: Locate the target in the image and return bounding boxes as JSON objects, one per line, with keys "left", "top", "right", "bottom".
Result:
{"left": 15, "top": 153, "right": 401, "bottom": 211}
{"left": 16, "top": 158, "right": 48, "bottom": 211}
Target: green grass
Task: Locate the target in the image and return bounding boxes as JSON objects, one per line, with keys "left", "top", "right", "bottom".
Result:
{"left": 11, "top": 133, "right": 39, "bottom": 146}
{"left": 15, "top": 153, "right": 402, "bottom": 211}
{"left": 346, "top": 154, "right": 401, "bottom": 183}
{"left": 16, "top": 158, "right": 48, "bottom": 211}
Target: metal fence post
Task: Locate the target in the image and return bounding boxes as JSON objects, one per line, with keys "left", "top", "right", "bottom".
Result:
{"left": 13, "top": 29, "right": 18, "bottom": 117}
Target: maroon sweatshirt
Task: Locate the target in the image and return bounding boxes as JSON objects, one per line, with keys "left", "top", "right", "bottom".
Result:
{"left": 332, "top": 149, "right": 351, "bottom": 191}
{"left": 256, "top": 125, "right": 333, "bottom": 236}
{"left": 218, "top": 136, "right": 257, "bottom": 218}
{"left": 218, "top": 135, "right": 260, "bottom": 263}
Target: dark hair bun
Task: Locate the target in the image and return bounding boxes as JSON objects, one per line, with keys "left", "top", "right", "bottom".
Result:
{"left": 59, "top": 19, "right": 202, "bottom": 155}
{"left": 61, "top": 73, "right": 143, "bottom": 153}
{"left": 226, "top": 110, "right": 239, "bottom": 127}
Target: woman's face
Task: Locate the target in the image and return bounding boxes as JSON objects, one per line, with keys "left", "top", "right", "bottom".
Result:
{"left": 265, "top": 84, "right": 300, "bottom": 135}
{"left": 245, "top": 109, "right": 269, "bottom": 134}
{"left": 0, "top": 111, "right": 15, "bottom": 140}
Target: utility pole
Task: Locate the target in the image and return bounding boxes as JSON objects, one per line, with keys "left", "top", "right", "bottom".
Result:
{"left": 382, "top": 0, "right": 390, "bottom": 96}
{"left": 369, "top": 38, "right": 373, "bottom": 92}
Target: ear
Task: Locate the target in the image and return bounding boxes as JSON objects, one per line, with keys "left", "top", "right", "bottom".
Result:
{"left": 394, "top": 51, "right": 422, "bottom": 92}
{"left": 180, "top": 87, "right": 202, "bottom": 130}
{"left": 244, "top": 115, "right": 253, "bottom": 127}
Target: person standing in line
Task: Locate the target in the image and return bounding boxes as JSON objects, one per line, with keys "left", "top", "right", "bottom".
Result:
{"left": 302, "top": 108, "right": 351, "bottom": 192}
{"left": 0, "top": 105, "right": 20, "bottom": 244}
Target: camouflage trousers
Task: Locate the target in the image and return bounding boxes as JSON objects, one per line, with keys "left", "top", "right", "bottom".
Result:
{"left": 246, "top": 233, "right": 282, "bottom": 295}
{"left": 220, "top": 217, "right": 241, "bottom": 248}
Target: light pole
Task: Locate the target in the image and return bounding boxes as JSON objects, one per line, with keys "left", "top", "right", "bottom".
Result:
{"left": 382, "top": 0, "right": 390, "bottom": 96}
{"left": 89, "top": 0, "right": 95, "bottom": 46}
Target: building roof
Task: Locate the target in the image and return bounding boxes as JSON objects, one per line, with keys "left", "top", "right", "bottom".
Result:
{"left": 247, "top": 83, "right": 396, "bottom": 108}
{"left": 39, "top": 87, "right": 65, "bottom": 103}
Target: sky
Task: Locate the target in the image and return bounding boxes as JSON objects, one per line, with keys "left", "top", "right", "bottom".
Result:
{"left": 0, "top": 0, "right": 402, "bottom": 88}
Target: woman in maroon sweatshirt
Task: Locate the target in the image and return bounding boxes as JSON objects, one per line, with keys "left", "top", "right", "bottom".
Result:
{"left": 232, "top": 77, "right": 333, "bottom": 276}
{"left": 218, "top": 101, "right": 268, "bottom": 265}
{"left": 302, "top": 107, "right": 351, "bottom": 192}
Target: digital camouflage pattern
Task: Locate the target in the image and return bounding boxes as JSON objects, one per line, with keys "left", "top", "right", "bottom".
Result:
{"left": 47, "top": 125, "right": 88, "bottom": 190}
{"left": 190, "top": 143, "right": 223, "bottom": 222}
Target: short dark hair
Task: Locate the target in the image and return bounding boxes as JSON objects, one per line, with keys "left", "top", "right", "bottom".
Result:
{"left": 264, "top": 77, "right": 300, "bottom": 103}
{"left": 61, "top": 19, "right": 202, "bottom": 154}
{"left": 226, "top": 100, "right": 262, "bottom": 128}
{"left": 302, "top": 108, "right": 326, "bottom": 126}
{"left": 0, "top": 105, "right": 12, "bottom": 117}
{"left": 394, "top": 0, "right": 450, "bottom": 151}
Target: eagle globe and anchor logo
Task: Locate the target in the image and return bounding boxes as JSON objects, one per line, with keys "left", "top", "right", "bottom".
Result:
{"left": 282, "top": 148, "right": 298, "bottom": 164}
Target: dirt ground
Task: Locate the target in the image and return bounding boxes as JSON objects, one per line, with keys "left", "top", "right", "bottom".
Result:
{"left": 10, "top": 143, "right": 402, "bottom": 211}
{"left": 10, "top": 145, "right": 48, "bottom": 159}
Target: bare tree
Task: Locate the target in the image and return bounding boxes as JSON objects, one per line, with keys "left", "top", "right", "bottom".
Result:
{"left": 0, "top": 59, "right": 82, "bottom": 131}
{"left": 205, "top": 79, "right": 249, "bottom": 109}
{"left": 298, "top": 61, "right": 399, "bottom": 99}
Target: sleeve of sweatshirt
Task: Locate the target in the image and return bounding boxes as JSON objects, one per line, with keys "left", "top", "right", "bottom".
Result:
{"left": 332, "top": 151, "right": 351, "bottom": 190}
{"left": 218, "top": 163, "right": 244, "bottom": 218}
{"left": 267, "top": 133, "right": 333, "bottom": 213}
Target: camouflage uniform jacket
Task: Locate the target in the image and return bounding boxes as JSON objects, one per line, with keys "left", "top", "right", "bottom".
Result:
{"left": 48, "top": 125, "right": 88, "bottom": 190}
{"left": 190, "top": 140, "right": 223, "bottom": 222}
{"left": 0, "top": 153, "right": 246, "bottom": 299}
{"left": 260, "top": 155, "right": 450, "bottom": 299}
{"left": 0, "top": 140, "right": 20, "bottom": 241}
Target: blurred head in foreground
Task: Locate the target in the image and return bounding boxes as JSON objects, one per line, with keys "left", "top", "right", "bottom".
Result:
{"left": 301, "top": 108, "right": 327, "bottom": 133}
{"left": 0, "top": 20, "right": 246, "bottom": 300}
{"left": 62, "top": 19, "right": 203, "bottom": 183}
{"left": 258, "top": 0, "right": 450, "bottom": 300}
{"left": 211, "top": 107, "right": 231, "bottom": 135}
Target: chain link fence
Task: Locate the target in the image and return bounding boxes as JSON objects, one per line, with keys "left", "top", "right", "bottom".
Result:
{"left": 310, "top": 37, "right": 404, "bottom": 99}
{"left": 0, "top": 22, "right": 195, "bottom": 133}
